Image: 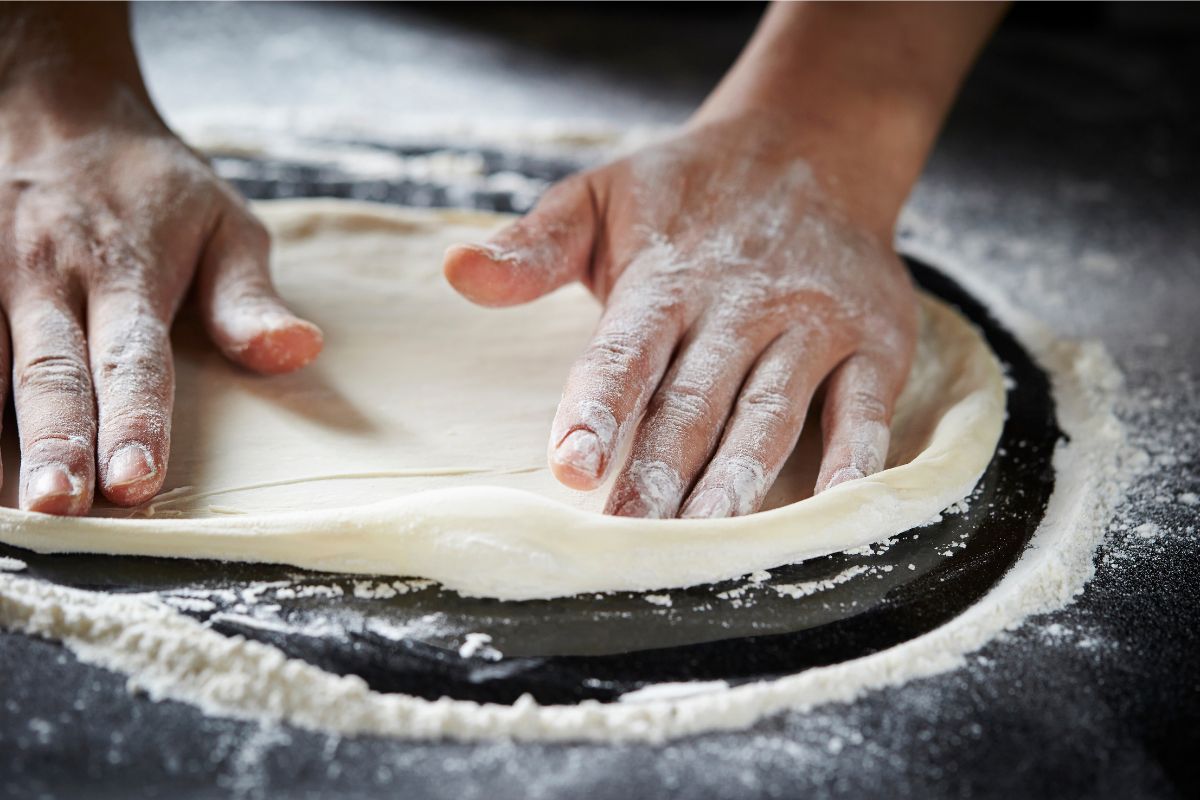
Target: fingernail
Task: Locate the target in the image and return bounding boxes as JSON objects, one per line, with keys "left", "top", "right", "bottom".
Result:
{"left": 824, "top": 466, "right": 866, "bottom": 491}
{"left": 680, "top": 488, "right": 732, "bottom": 519}
{"left": 554, "top": 429, "right": 603, "bottom": 477}
{"left": 612, "top": 497, "right": 655, "bottom": 518}
{"left": 28, "top": 464, "right": 79, "bottom": 501}
{"left": 107, "top": 444, "right": 156, "bottom": 488}
{"left": 614, "top": 461, "right": 683, "bottom": 519}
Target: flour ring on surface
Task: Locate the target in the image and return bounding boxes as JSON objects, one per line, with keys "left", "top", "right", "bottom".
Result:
{"left": 0, "top": 200, "right": 1006, "bottom": 600}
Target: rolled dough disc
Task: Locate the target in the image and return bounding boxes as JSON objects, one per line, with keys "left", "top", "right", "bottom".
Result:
{"left": 0, "top": 199, "right": 1006, "bottom": 600}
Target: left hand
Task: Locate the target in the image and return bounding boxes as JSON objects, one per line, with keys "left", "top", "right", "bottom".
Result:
{"left": 443, "top": 114, "right": 918, "bottom": 519}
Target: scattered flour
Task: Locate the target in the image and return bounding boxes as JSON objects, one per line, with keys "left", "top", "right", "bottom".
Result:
{"left": 365, "top": 614, "right": 454, "bottom": 643}
{"left": 162, "top": 596, "right": 218, "bottom": 613}
{"left": 1132, "top": 522, "right": 1161, "bottom": 539}
{"left": 944, "top": 497, "right": 971, "bottom": 516}
{"left": 280, "top": 584, "right": 342, "bottom": 600}
{"left": 0, "top": 279, "right": 1137, "bottom": 741}
{"left": 0, "top": 556, "right": 27, "bottom": 572}
{"left": 27, "top": 717, "right": 54, "bottom": 745}
{"left": 772, "top": 566, "right": 871, "bottom": 600}
{"left": 352, "top": 579, "right": 435, "bottom": 600}
{"left": 458, "top": 633, "right": 503, "bottom": 661}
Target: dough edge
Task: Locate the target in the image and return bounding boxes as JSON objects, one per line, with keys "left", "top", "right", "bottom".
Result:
{"left": 0, "top": 200, "right": 1007, "bottom": 600}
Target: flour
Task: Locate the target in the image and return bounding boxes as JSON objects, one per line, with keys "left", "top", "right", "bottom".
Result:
{"left": 364, "top": 614, "right": 455, "bottom": 644}
{"left": 352, "top": 579, "right": 435, "bottom": 600}
{"left": 0, "top": 128, "right": 1153, "bottom": 745}
{"left": 179, "top": 114, "right": 643, "bottom": 166}
{"left": 458, "top": 633, "right": 503, "bottom": 661}
{"left": 0, "top": 331, "right": 1123, "bottom": 743}
{"left": 618, "top": 680, "right": 731, "bottom": 704}
{"left": 772, "top": 565, "right": 871, "bottom": 600}
{"left": 0, "top": 299, "right": 1135, "bottom": 742}
{"left": 162, "top": 596, "right": 217, "bottom": 613}
{"left": 0, "top": 403, "right": 1110, "bottom": 749}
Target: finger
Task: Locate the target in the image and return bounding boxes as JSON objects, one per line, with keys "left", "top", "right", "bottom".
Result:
{"left": 547, "top": 274, "right": 690, "bottom": 491}
{"left": 196, "top": 212, "right": 323, "bottom": 375}
{"left": 679, "top": 330, "right": 842, "bottom": 518}
{"left": 603, "top": 323, "right": 767, "bottom": 518}
{"left": 9, "top": 296, "right": 96, "bottom": 515}
{"left": 443, "top": 176, "right": 597, "bottom": 307}
{"left": 814, "top": 351, "right": 904, "bottom": 493}
{"left": 88, "top": 288, "right": 173, "bottom": 506}
{"left": 0, "top": 309, "right": 9, "bottom": 491}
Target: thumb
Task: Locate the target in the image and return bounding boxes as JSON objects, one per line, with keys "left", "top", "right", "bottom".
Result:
{"left": 444, "top": 175, "right": 597, "bottom": 307}
{"left": 197, "top": 211, "right": 324, "bottom": 375}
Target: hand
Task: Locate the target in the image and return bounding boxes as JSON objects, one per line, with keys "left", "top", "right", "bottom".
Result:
{"left": 0, "top": 70, "right": 322, "bottom": 515}
{"left": 444, "top": 115, "right": 918, "bottom": 518}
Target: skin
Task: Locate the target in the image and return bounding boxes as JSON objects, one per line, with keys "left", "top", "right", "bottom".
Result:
{"left": 446, "top": 2, "right": 1007, "bottom": 517}
{"left": 0, "top": 1, "right": 1004, "bottom": 518}
{"left": 0, "top": 3, "right": 322, "bottom": 515}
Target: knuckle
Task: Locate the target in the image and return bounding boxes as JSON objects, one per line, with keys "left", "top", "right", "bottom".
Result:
{"left": 100, "top": 406, "right": 170, "bottom": 441}
{"left": 17, "top": 232, "right": 59, "bottom": 275}
{"left": 584, "top": 330, "right": 650, "bottom": 373}
{"left": 656, "top": 296, "right": 690, "bottom": 329}
{"left": 654, "top": 383, "right": 715, "bottom": 424}
{"left": 843, "top": 389, "right": 889, "bottom": 422}
{"left": 24, "top": 432, "right": 93, "bottom": 462}
{"left": 92, "top": 237, "right": 152, "bottom": 279}
{"left": 95, "top": 347, "right": 163, "bottom": 385}
{"left": 17, "top": 353, "right": 91, "bottom": 396}
{"left": 26, "top": 432, "right": 90, "bottom": 449}
{"left": 739, "top": 387, "right": 793, "bottom": 426}
{"left": 94, "top": 317, "right": 170, "bottom": 388}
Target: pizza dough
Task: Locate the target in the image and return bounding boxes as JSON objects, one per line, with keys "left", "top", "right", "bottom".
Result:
{"left": 0, "top": 200, "right": 1006, "bottom": 600}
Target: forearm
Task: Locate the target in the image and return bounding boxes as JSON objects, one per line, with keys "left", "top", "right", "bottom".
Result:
{"left": 0, "top": 2, "right": 148, "bottom": 100}
{"left": 694, "top": 1, "right": 1007, "bottom": 232}
{"left": 0, "top": 2, "right": 165, "bottom": 160}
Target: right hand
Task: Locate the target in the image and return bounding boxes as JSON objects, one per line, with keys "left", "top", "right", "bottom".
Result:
{"left": 0, "top": 69, "right": 323, "bottom": 515}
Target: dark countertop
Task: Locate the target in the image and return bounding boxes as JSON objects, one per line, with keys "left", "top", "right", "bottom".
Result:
{"left": 2, "top": 4, "right": 1198, "bottom": 798}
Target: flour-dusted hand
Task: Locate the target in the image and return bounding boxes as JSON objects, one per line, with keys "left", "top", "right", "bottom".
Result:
{"left": 445, "top": 117, "right": 917, "bottom": 518}
{"left": 445, "top": 2, "right": 1007, "bottom": 518}
{"left": 0, "top": 5, "right": 322, "bottom": 515}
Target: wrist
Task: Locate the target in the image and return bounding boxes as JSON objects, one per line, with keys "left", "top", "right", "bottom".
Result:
{"left": 1, "top": 3, "right": 152, "bottom": 107}
{"left": 682, "top": 105, "right": 923, "bottom": 240}
{"left": 691, "top": 80, "right": 942, "bottom": 239}
{"left": 691, "top": 1, "right": 1006, "bottom": 235}
{"left": 0, "top": 5, "right": 166, "bottom": 160}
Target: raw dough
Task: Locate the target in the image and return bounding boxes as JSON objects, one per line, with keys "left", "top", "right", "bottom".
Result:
{"left": 0, "top": 200, "right": 1005, "bottom": 600}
